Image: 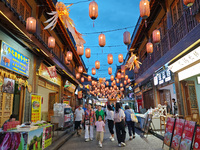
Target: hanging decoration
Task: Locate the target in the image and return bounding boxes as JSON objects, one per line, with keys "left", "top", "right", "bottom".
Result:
{"left": 103, "top": 77, "right": 106, "bottom": 83}
{"left": 123, "top": 31, "right": 131, "bottom": 45}
{"left": 121, "top": 65, "right": 125, "bottom": 73}
{"left": 121, "top": 72, "right": 125, "bottom": 78}
{"left": 183, "top": 0, "right": 195, "bottom": 7}
{"left": 81, "top": 77, "right": 84, "bottom": 83}
{"left": 120, "top": 83, "right": 123, "bottom": 87}
{"left": 117, "top": 72, "right": 121, "bottom": 79}
{"left": 77, "top": 45, "right": 84, "bottom": 56}
{"left": 88, "top": 76, "right": 92, "bottom": 81}
{"left": 99, "top": 33, "right": 106, "bottom": 47}
{"left": 67, "top": 51, "right": 73, "bottom": 61}
{"left": 78, "top": 91, "right": 82, "bottom": 99}
{"left": 134, "top": 67, "right": 139, "bottom": 74}
{"left": 118, "top": 54, "right": 123, "bottom": 63}
{"left": 116, "top": 79, "right": 119, "bottom": 83}
{"left": 92, "top": 80, "right": 95, "bottom": 86}
{"left": 124, "top": 80, "right": 127, "bottom": 85}
{"left": 110, "top": 75, "right": 114, "bottom": 81}
{"left": 107, "top": 54, "right": 113, "bottom": 65}
{"left": 146, "top": 42, "right": 153, "bottom": 59}
{"left": 85, "top": 48, "right": 91, "bottom": 62}
{"left": 92, "top": 68, "right": 96, "bottom": 75}
{"left": 125, "top": 75, "right": 128, "bottom": 80}
{"left": 139, "top": 0, "right": 150, "bottom": 27}
{"left": 95, "top": 60, "right": 100, "bottom": 69}
{"left": 48, "top": 36, "right": 55, "bottom": 49}
{"left": 78, "top": 66, "right": 83, "bottom": 73}
{"left": 44, "top": 2, "right": 85, "bottom": 46}
{"left": 128, "top": 78, "right": 131, "bottom": 83}
{"left": 125, "top": 53, "right": 142, "bottom": 71}
{"left": 26, "top": 17, "right": 36, "bottom": 34}
{"left": 76, "top": 73, "right": 80, "bottom": 79}
{"left": 152, "top": 29, "right": 160, "bottom": 44}
{"left": 65, "top": 55, "right": 70, "bottom": 64}
{"left": 89, "top": 1, "right": 98, "bottom": 27}
{"left": 108, "top": 67, "right": 112, "bottom": 75}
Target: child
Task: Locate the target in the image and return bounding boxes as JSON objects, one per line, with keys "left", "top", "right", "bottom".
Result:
{"left": 95, "top": 116, "right": 105, "bottom": 148}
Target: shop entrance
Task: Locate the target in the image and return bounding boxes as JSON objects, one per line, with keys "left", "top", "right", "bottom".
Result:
{"left": 48, "top": 92, "right": 59, "bottom": 121}
{"left": 143, "top": 90, "right": 154, "bottom": 109}
{"left": 159, "top": 89, "right": 172, "bottom": 108}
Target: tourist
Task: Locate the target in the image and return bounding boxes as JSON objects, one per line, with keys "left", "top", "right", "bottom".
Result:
{"left": 74, "top": 104, "right": 84, "bottom": 136}
{"left": 94, "top": 105, "right": 98, "bottom": 112}
{"left": 95, "top": 116, "right": 105, "bottom": 148}
{"left": 114, "top": 102, "right": 126, "bottom": 147}
{"left": 172, "top": 98, "right": 178, "bottom": 115}
{"left": 124, "top": 105, "right": 135, "bottom": 140}
{"left": 95, "top": 105, "right": 105, "bottom": 123}
{"left": 164, "top": 101, "right": 171, "bottom": 114}
{"left": 83, "top": 104, "right": 87, "bottom": 112}
{"left": 84, "top": 104, "right": 96, "bottom": 142}
{"left": 106, "top": 105, "right": 115, "bottom": 141}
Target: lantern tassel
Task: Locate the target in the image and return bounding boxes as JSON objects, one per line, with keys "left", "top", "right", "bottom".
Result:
{"left": 190, "top": 7, "right": 192, "bottom": 15}
{"left": 145, "top": 20, "right": 147, "bottom": 28}
{"left": 150, "top": 54, "right": 151, "bottom": 60}
{"left": 102, "top": 48, "right": 103, "bottom": 53}
{"left": 93, "top": 21, "right": 95, "bottom": 27}
{"left": 157, "top": 45, "right": 159, "bottom": 51}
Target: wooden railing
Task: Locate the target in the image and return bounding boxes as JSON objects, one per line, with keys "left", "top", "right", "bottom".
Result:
{"left": 135, "top": 0, "right": 200, "bottom": 79}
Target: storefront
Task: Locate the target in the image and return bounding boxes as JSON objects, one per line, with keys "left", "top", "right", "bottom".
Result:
{"left": 0, "top": 29, "right": 34, "bottom": 126}
{"left": 37, "top": 63, "right": 61, "bottom": 122}
{"left": 169, "top": 41, "right": 200, "bottom": 122}
{"left": 134, "top": 86, "right": 143, "bottom": 113}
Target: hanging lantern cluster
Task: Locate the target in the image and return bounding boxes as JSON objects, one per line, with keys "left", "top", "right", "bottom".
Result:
{"left": 125, "top": 75, "right": 128, "bottom": 80}
{"left": 92, "top": 68, "right": 96, "bottom": 75}
{"left": 123, "top": 31, "right": 131, "bottom": 45}
{"left": 106, "top": 81, "right": 109, "bottom": 86}
{"left": 118, "top": 54, "right": 123, "bottom": 63}
{"left": 107, "top": 54, "right": 113, "bottom": 65}
{"left": 124, "top": 80, "right": 127, "bottom": 85}
{"left": 26, "top": 17, "right": 36, "bottom": 34}
{"left": 108, "top": 67, "right": 112, "bottom": 75}
{"left": 152, "top": 29, "right": 160, "bottom": 44}
{"left": 99, "top": 33, "right": 106, "bottom": 47}
{"left": 121, "top": 65, "right": 125, "bottom": 73}
{"left": 85, "top": 48, "right": 91, "bottom": 58}
{"left": 77, "top": 45, "right": 84, "bottom": 56}
{"left": 95, "top": 60, "right": 100, "bottom": 69}
{"left": 48, "top": 36, "right": 55, "bottom": 49}
{"left": 128, "top": 78, "right": 131, "bottom": 83}
{"left": 116, "top": 79, "right": 119, "bottom": 83}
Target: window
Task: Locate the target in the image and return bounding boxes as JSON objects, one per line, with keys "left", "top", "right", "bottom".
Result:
{"left": 171, "top": 0, "right": 183, "bottom": 24}
{"left": 158, "top": 15, "right": 167, "bottom": 38}
{"left": 54, "top": 43, "right": 61, "bottom": 59}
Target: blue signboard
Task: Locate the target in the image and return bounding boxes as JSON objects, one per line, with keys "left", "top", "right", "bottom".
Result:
{"left": 0, "top": 41, "right": 30, "bottom": 77}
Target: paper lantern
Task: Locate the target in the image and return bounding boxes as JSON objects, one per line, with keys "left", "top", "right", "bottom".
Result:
{"left": 81, "top": 77, "right": 84, "bottom": 83}
{"left": 106, "top": 81, "right": 109, "bottom": 86}
{"left": 183, "top": 0, "right": 195, "bottom": 7}
{"left": 118, "top": 54, "right": 123, "bottom": 63}
{"left": 88, "top": 76, "right": 92, "bottom": 81}
{"left": 67, "top": 51, "right": 73, "bottom": 61}
{"left": 134, "top": 67, "right": 139, "bottom": 74}
{"left": 125, "top": 75, "right": 128, "bottom": 80}
{"left": 77, "top": 45, "right": 84, "bottom": 56}
{"left": 92, "top": 68, "right": 96, "bottom": 75}
{"left": 107, "top": 54, "right": 113, "bottom": 65}
{"left": 26, "top": 17, "right": 36, "bottom": 34}
{"left": 120, "top": 83, "right": 123, "bottom": 87}
{"left": 108, "top": 67, "right": 112, "bottom": 75}
{"left": 124, "top": 80, "right": 127, "bottom": 85}
{"left": 123, "top": 31, "right": 131, "bottom": 45}
{"left": 78, "top": 91, "right": 82, "bottom": 99}
{"left": 85, "top": 48, "right": 91, "bottom": 58}
{"left": 76, "top": 73, "right": 80, "bottom": 79}
{"left": 99, "top": 33, "right": 106, "bottom": 47}
{"left": 116, "top": 79, "right": 119, "bottom": 83}
{"left": 95, "top": 60, "right": 100, "bottom": 69}
{"left": 110, "top": 75, "right": 114, "bottom": 81}
{"left": 120, "top": 88, "right": 124, "bottom": 91}
{"left": 152, "top": 29, "right": 160, "bottom": 44}
{"left": 114, "top": 85, "right": 117, "bottom": 90}
{"left": 78, "top": 66, "right": 83, "bottom": 73}
{"left": 65, "top": 56, "right": 70, "bottom": 65}
{"left": 121, "top": 72, "right": 125, "bottom": 78}
{"left": 128, "top": 79, "right": 131, "bottom": 83}
{"left": 89, "top": 1, "right": 98, "bottom": 20}
{"left": 113, "top": 80, "right": 116, "bottom": 85}
{"left": 103, "top": 77, "right": 106, "bottom": 83}
{"left": 92, "top": 80, "right": 95, "bottom": 86}
{"left": 117, "top": 72, "right": 121, "bottom": 79}
{"left": 121, "top": 65, "right": 125, "bottom": 73}
{"left": 139, "top": 0, "right": 150, "bottom": 19}
{"left": 146, "top": 42, "right": 153, "bottom": 54}
{"left": 48, "top": 36, "right": 55, "bottom": 49}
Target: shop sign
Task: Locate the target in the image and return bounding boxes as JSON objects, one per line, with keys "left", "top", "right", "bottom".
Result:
{"left": 154, "top": 69, "right": 172, "bottom": 86}
{"left": 180, "top": 120, "right": 196, "bottom": 150}
{"left": 171, "top": 119, "right": 185, "bottom": 150}
{"left": 27, "top": 128, "right": 43, "bottom": 150}
{"left": 64, "top": 80, "right": 76, "bottom": 93}
{"left": 164, "top": 117, "right": 176, "bottom": 146}
{"left": 137, "top": 99, "right": 143, "bottom": 113}
{"left": 0, "top": 41, "right": 30, "bottom": 77}
{"left": 46, "top": 66, "right": 57, "bottom": 78}
{"left": 134, "top": 87, "right": 140, "bottom": 93}
{"left": 193, "top": 126, "right": 200, "bottom": 150}
{"left": 63, "top": 100, "right": 70, "bottom": 105}
{"left": 31, "top": 95, "right": 41, "bottom": 123}
{"left": 42, "top": 125, "right": 52, "bottom": 149}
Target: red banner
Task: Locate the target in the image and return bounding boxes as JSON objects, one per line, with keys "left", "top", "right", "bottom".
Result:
{"left": 164, "top": 117, "right": 175, "bottom": 146}
{"left": 46, "top": 66, "right": 57, "bottom": 78}
{"left": 137, "top": 99, "right": 143, "bottom": 113}
{"left": 171, "top": 119, "right": 185, "bottom": 150}
{"left": 180, "top": 120, "right": 196, "bottom": 150}
{"left": 193, "top": 126, "right": 200, "bottom": 150}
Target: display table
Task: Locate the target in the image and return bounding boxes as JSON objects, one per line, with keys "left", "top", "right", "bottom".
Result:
{"left": 0, "top": 125, "right": 52, "bottom": 150}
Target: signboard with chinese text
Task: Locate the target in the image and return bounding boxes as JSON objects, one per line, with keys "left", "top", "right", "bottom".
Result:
{"left": 0, "top": 41, "right": 30, "bottom": 77}
{"left": 193, "top": 126, "right": 200, "bottom": 150}
{"left": 154, "top": 68, "right": 172, "bottom": 86}
{"left": 46, "top": 66, "right": 57, "bottom": 78}
{"left": 42, "top": 125, "right": 52, "bottom": 149}
{"left": 180, "top": 120, "right": 196, "bottom": 150}
{"left": 164, "top": 117, "right": 176, "bottom": 146}
{"left": 31, "top": 95, "right": 41, "bottom": 123}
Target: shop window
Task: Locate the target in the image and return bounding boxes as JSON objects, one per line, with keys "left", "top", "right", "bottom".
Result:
{"left": 171, "top": 0, "right": 183, "bottom": 24}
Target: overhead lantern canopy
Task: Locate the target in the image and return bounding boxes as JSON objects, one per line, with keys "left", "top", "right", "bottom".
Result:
{"left": 89, "top": 1, "right": 98, "bottom": 27}
{"left": 99, "top": 33, "right": 106, "bottom": 47}
{"left": 88, "top": 76, "right": 92, "bottom": 81}
{"left": 65, "top": 55, "right": 70, "bottom": 65}
{"left": 95, "top": 60, "right": 100, "bottom": 69}
{"left": 48, "top": 36, "right": 55, "bottom": 49}
{"left": 152, "top": 29, "right": 160, "bottom": 44}
{"left": 118, "top": 54, "right": 123, "bottom": 63}
{"left": 26, "top": 17, "right": 36, "bottom": 34}
{"left": 85, "top": 48, "right": 91, "bottom": 58}
{"left": 146, "top": 42, "right": 153, "bottom": 54}
{"left": 92, "top": 80, "right": 95, "bottom": 86}
{"left": 76, "top": 73, "right": 81, "bottom": 79}
{"left": 113, "top": 80, "right": 116, "bottom": 85}
{"left": 103, "top": 77, "right": 106, "bottom": 83}
{"left": 123, "top": 31, "right": 131, "bottom": 45}
{"left": 77, "top": 45, "right": 84, "bottom": 56}
{"left": 139, "top": 0, "right": 150, "bottom": 27}
{"left": 108, "top": 67, "right": 112, "bottom": 75}
{"left": 81, "top": 77, "right": 84, "bottom": 83}
{"left": 110, "top": 75, "right": 114, "bottom": 81}
{"left": 78, "top": 66, "right": 83, "bottom": 73}
{"left": 107, "top": 54, "right": 113, "bottom": 65}
{"left": 92, "top": 68, "right": 96, "bottom": 75}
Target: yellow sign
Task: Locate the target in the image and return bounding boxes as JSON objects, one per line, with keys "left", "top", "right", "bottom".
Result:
{"left": 63, "top": 100, "right": 69, "bottom": 105}
{"left": 31, "top": 95, "right": 41, "bottom": 123}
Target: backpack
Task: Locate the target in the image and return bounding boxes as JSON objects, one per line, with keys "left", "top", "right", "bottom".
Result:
{"left": 114, "top": 112, "right": 122, "bottom": 123}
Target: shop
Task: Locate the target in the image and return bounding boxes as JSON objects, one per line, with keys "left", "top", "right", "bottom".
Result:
{"left": 0, "top": 28, "right": 34, "bottom": 126}
{"left": 37, "top": 63, "right": 61, "bottom": 122}
{"left": 169, "top": 42, "right": 200, "bottom": 123}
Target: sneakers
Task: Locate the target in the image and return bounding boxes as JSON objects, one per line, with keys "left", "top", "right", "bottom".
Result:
{"left": 118, "top": 144, "right": 122, "bottom": 147}
{"left": 109, "top": 136, "right": 112, "bottom": 139}
{"left": 121, "top": 142, "right": 126, "bottom": 147}
{"left": 99, "top": 143, "right": 102, "bottom": 148}
{"left": 85, "top": 138, "right": 90, "bottom": 142}
{"left": 111, "top": 137, "right": 115, "bottom": 141}
{"left": 129, "top": 136, "right": 132, "bottom": 140}
{"left": 90, "top": 138, "right": 93, "bottom": 141}
{"left": 133, "top": 135, "right": 136, "bottom": 139}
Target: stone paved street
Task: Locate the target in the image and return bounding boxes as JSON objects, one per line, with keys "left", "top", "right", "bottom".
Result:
{"left": 59, "top": 125, "right": 167, "bottom": 150}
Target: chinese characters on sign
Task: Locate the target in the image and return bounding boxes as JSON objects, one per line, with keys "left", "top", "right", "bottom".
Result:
{"left": 46, "top": 66, "right": 57, "bottom": 78}
{"left": 193, "top": 126, "right": 200, "bottom": 150}
{"left": 164, "top": 117, "right": 175, "bottom": 146}
{"left": 154, "top": 69, "right": 172, "bottom": 86}
{"left": 31, "top": 95, "right": 41, "bottom": 123}
{"left": 0, "top": 41, "right": 30, "bottom": 77}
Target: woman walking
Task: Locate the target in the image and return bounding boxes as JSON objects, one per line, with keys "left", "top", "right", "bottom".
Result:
{"left": 114, "top": 102, "right": 126, "bottom": 147}
{"left": 124, "top": 105, "right": 135, "bottom": 140}
{"left": 106, "top": 105, "right": 115, "bottom": 141}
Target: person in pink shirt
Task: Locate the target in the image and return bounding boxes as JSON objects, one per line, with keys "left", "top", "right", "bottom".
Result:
{"left": 95, "top": 116, "right": 105, "bottom": 148}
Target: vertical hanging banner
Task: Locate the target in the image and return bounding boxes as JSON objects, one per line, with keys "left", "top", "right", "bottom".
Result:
{"left": 180, "top": 120, "right": 196, "bottom": 150}
{"left": 193, "top": 126, "right": 200, "bottom": 150}
{"left": 171, "top": 119, "right": 185, "bottom": 150}
{"left": 31, "top": 95, "right": 41, "bottom": 122}
{"left": 164, "top": 117, "right": 176, "bottom": 146}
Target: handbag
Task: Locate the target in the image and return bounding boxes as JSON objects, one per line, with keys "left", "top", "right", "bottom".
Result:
{"left": 130, "top": 111, "right": 138, "bottom": 123}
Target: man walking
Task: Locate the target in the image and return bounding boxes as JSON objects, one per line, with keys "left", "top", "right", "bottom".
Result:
{"left": 95, "top": 105, "right": 105, "bottom": 123}
{"left": 74, "top": 104, "right": 84, "bottom": 136}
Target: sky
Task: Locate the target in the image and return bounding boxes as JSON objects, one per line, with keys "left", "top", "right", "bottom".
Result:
{"left": 62, "top": 0, "right": 140, "bottom": 79}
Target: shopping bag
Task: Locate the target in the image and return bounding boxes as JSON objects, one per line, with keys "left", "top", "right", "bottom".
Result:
{"left": 130, "top": 112, "right": 138, "bottom": 123}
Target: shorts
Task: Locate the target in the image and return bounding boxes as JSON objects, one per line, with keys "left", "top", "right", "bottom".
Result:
{"left": 96, "top": 131, "right": 104, "bottom": 142}
{"left": 75, "top": 121, "right": 81, "bottom": 130}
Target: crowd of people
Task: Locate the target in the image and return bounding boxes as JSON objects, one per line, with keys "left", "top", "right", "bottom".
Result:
{"left": 74, "top": 102, "right": 136, "bottom": 148}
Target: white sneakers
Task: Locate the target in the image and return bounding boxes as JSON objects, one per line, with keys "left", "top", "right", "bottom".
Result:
{"left": 121, "top": 142, "right": 126, "bottom": 147}
{"left": 99, "top": 143, "right": 102, "bottom": 148}
{"left": 111, "top": 137, "right": 115, "bottom": 141}
{"left": 85, "top": 138, "right": 90, "bottom": 142}
{"left": 118, "top": 144, "right": 122, "bottom": 147}
{"left": 109, "top": 136, "right": 112, "bottom": 139}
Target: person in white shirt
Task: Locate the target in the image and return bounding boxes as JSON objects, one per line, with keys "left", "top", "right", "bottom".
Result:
{"left": 106, "top": 105, "right": 115, "bottom": 141}
{"left": 74, "top": 104, "right": 84, "bottom": 136}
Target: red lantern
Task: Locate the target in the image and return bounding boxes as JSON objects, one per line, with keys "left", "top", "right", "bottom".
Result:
{"left": 67, "top": 51, "right": 73, "bottom": 61}
{"left": 121, "top": 72, "right": 125, "bottom": 78}
{"left": 183, "top": 0, "right": 195, "bottom": 7}
{"left": 118, "top": 54, "right": 123, "bottom": 63}
{"left": 146, "top": 42, "right": 153, "bottom": 54}
{"left": 106, "top": 81, "right": 109, "bottom": 86}
{"left": 114, "top": 85, "right": 117, "bottom": 90}
{"left": 113, "top": 80, "right": 116, "bottom": 85}
{"left": 81, "top": 77, "right": 84, "bottom": 83}
{"left": 125, "top": 75, "right": 128, "bottom": 80}
{"left": 121, "top": 65, "right": 125, "bottom": 73}
{"left": 107, "top": 54, "right": 113, "bottom": 65}
{"left": 117, "top": 72, "right": 121, "bottom": 79}
{"left": 78, "top": 91, "right": 82, "bottom": 99}
{"left": 152, "top": 29, "right": 160, "bottom": 44}
{"left": 26, "top": 17, "right": 36, "bottom": 34}
{"left": 128, "top": 79, "right": 131, "bottom": 83}
{"left": 110, "top": 75, "right": 114, "bottom": 81}
{"left": 78, "top": 66, "right": 83, "bottom": 73}
{"left": 89, "top": 1, "right": 98, "bottom": 20}
{"left": 48, "top": 36, "right": 55, "bottom": 49}
{"left": 123, "top": 31, "right": 131, "bottom": 45}
{"left": 85, "top": 48, "right": 91, "bottom": 58}
{"left": 120, "top": 83, "right": 123, "bottom": 87}
{"left": 76, "top": 73, "right": 80, "bottom": 79}
{"left": 88, "top": 76, "right": 92, "bottom": 81}
{"left": 124, "top": 80, "right": 127, "bottom": 85}
{"left": 65, "top": 56, "right": 70, "bottom": 65}
{"left": 103, "top": 77, "right": 106, "bottom": 83}
{"left": 121, "top": 87, "right": 124, "bottom": 91}
{"left": 139, "top": 0, "right": 150, "bottom": 19}
{"left": 92, "top": 68, "right": 96, "bottom": 75}
{"left": 116, "top": 79, "right": 119, "bottom": 83}
{"left": 92, "top": 80, "right": 95, "bottom": 86}
{"left": 77, "top": 45, "right": 84, "bottom": 56}
{"left": 99, "top": 33, "right": 106, "bottom": 47}
{"left": 108, "top": 67, "right": 112, "bottom": 75}
{"left": 95, "top": 60, "right": 100, "bottom": 69}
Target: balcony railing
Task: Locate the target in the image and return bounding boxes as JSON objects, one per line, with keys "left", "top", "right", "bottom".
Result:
{"left": 135, "top": 0, "right": 200, "bottom": 79}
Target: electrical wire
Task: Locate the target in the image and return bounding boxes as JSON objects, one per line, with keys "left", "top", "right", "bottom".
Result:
{"left": 64, "top": 0, "right": 92, "bottom": 5}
